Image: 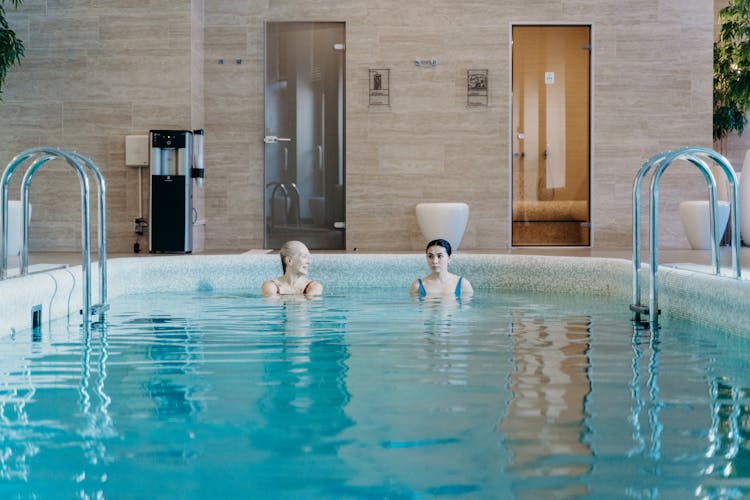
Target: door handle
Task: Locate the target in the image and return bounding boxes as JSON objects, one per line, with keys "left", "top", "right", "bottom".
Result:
{"left": 264, "top": 136, "right": 292, "bottom": 144}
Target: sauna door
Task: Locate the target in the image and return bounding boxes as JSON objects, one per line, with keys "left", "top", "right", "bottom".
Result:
{"left": 511, "top": 25, "right": 591, "bottom": 246}
{"left": 264, "top": 22, "right": 346, "bottom": 250}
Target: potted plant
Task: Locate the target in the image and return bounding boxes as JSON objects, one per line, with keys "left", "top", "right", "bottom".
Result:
{"left": 0, "top": 0, "right": 24, "bottom": 97}
{"left": 714, "top": 0, "right": 750, "bottom": 144}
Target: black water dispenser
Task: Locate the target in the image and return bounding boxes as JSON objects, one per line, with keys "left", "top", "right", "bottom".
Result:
{"left": 149, "top": 130, "right": 194, "bottom": 253}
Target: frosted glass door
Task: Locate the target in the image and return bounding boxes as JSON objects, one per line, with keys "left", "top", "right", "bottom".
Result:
{"left": 264, "top": 22, "right": 346, "bottom": 250}
{"left": 511, "top": 25, "right": 591, "bottom": 246}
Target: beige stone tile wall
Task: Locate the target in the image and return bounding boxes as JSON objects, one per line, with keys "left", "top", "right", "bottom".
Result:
{"left": 206, "top": 0, "right": 717, "bottom": 251}
{"left": 0, "top": 0, "right": 718, "bottom": 253}
{"left": 0, "top": 0, "right": 204, "bottom": 254}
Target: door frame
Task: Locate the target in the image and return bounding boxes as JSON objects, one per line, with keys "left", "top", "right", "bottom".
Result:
{"left": 508, "top": 22, "right": 595, "bottom": 248}
{"left": 262, "top": 21, "right": 347, "bottom": 250}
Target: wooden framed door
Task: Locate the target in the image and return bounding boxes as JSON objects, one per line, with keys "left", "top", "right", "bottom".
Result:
{"left": 512, "top": 25, "right": 591, "bottom": 246}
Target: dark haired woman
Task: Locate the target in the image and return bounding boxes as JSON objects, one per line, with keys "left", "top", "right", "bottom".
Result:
{"left": 409, "top": 239, "right": 473, "bottom": 298}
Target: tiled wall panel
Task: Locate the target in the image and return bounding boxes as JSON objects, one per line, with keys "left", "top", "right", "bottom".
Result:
{"left": 0, "top": 0, "right": 204, "bottom": 253}
{"left": 0, "top": 0, "right": 719, "bottom": 252}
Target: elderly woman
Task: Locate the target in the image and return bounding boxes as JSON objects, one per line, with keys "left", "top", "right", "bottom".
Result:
{"left": 261, "top": 240, "right": 323, "bottom": 297}
{"left": 410, "top": 239, "right": 473, "bottom": 298}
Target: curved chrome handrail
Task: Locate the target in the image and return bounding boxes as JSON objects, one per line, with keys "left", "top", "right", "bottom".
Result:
{"left": 631, "top": 146, "right": 741, "bottom": 325}
{"left": 1, "top": 146, "right": 109, "bottom": 330}
{"left": 631, "top": 150, "right": 671, "bottom": 310}
{"left": 1, "top": 148, "right": 42, "bottom": 278}
{"left": 682, "top": 147, "right": 742, "bottom": 275}
{"left": 69, "top": 151, "right": 108, "bottom": 311}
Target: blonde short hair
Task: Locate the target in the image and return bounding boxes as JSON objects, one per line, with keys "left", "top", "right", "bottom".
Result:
{"left": 279, "top": 240, "right": 306, "bottom": 272}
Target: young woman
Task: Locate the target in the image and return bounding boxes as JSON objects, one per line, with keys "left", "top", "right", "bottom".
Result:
{"left": 261, "top": 240, "right": 323, "bottom": 297}
{"left": 410, "top": 239, "right": 473, "bottom": 298}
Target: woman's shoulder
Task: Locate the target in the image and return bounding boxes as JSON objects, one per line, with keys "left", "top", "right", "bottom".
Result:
{"left": 304, "top": 280, "right": 323, "bottom": 296}
{"left": 458, "top": 275, "right": 474, "bottom": 294}
{"left": 261, "top": 278, "right": 281, "bottom": 296}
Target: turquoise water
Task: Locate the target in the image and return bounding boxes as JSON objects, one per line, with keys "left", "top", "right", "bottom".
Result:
{"left": 1, "top": 289, "right": 749, "bottom": 498}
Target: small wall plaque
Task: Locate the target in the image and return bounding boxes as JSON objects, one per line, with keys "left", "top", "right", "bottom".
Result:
{"left": 369, "top": 69, "right": 390, "bottom": 106}
{"left": 467, "top": 69, "right": 488, "bottom": 106}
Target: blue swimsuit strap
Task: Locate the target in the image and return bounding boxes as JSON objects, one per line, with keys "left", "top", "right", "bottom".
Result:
{"left": 418, "top": 277, "right": 462, "bottom": 297}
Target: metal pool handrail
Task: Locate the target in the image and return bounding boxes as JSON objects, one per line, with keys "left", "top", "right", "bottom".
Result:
{"left": 1, "top": 147, "right": 108, "bottom": 330}
{"left": 631, "top": 146, "right": 741, "bottom": 325}
{"left": 69, "top": 151, "right": 108, "bottom": 312}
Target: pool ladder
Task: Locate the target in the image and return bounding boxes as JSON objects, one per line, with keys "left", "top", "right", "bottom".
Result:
{"left": 630, "top": 146, "right": 742, "bottom": 326}
{"left": 1, "top": 147, "right": 109, "bottom": 330}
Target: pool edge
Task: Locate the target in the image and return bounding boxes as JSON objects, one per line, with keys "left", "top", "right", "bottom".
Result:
{"left": 1, "top": 253, "right": 748, "bottom": 337}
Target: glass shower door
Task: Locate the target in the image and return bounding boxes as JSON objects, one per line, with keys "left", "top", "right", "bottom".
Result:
{"left": 264, "top": 22, "right": 346, "bottom": 250}
{"left": 511, "top": 25, "right": 591, "bottom": 246}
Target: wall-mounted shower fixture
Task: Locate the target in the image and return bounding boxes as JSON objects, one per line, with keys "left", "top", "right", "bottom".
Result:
{"left": 415, "top": 58, "right": 438, "bottom": 67}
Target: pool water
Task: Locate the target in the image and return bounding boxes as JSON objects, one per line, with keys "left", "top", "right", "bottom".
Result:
{"left": 1, "top": 289, "right": 750, "bottom": 498}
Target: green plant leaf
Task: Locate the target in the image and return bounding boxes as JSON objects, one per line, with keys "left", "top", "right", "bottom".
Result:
{"left": 0, "top": 0, "right": 24, "bottom": 98}
{"left": 714, "top": 0, "right": 750, "bottom": 141}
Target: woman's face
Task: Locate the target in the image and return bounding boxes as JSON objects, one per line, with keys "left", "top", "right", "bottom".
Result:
{"left": 425, "top": 244, "right": 450, "bottom": 273}
{"left": 287, "top": 244, "right": 312, "bottom": 275}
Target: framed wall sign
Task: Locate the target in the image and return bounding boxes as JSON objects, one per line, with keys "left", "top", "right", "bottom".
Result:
{"left": 369, "top": 69, "right": 390, "bottom": 106}
{"left": 467, "top": 69, "right": 488, "bottom": 106}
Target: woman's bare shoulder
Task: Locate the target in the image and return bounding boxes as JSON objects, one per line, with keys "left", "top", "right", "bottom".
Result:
{"left": 305, "top": 280, "right": 324, "bottom": 296}
{"left": 261, "top": 279, "right": 279, "bottom": 296}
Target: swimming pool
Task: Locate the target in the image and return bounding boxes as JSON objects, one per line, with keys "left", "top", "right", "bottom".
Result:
{"left": 2, "top": 280, "right": 750, "bottom": 497}
{"left": 3, "top": 253, "right": 750, "bottom": 336}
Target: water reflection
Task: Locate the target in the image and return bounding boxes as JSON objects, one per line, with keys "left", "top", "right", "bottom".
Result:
{"left": 628, "top": 325, "right": 663, "bottom": 460}
{"left": 499, "top": 313, "right": 593, "bottom": 496}
{"left": 253, "top": 298, "right": 354, "bottom": 491}
{"left": 417, "top": 295, "right": 469, "bottom": 332}
{"left": 0, "top": 323, "right": 114, "bottom": 486}
{"left": 701, "top": 377, "right": 750, "bottom": 497}
{"left": 79, "top": 326, "right": 115, "bottom": 459}
{"left": 142, "top": 316, "right": 203, "bottom": 419}
{"left": 418, "top": 296, "right": 471, "bottom": 386}
{"left": 0, "top": 356, "right": 36, "bottom": 481}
